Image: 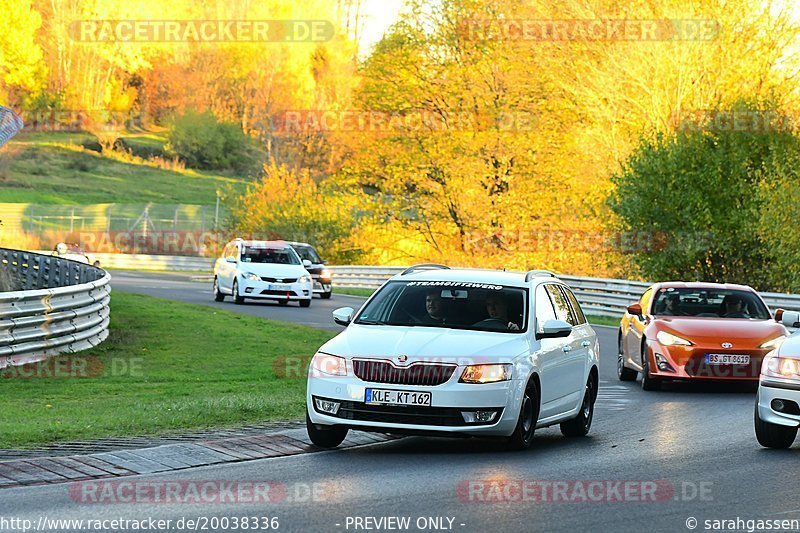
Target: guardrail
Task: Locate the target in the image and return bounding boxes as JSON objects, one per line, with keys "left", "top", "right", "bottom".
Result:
{"left": 326, "top": 266, "right": 800, "bottom": 318}
{"left": 0, "top": 248, "right": 110, "bottom": 369}
{"left": 25, "top": 249, "right": 800, "bottom": 322}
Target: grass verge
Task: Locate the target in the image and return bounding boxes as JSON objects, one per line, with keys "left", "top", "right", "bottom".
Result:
{"left": 333, "top": 287, "right": 375, "bottom": 297}
{"left": 0, "top": 291, "right": 333, "bottom": 448}
{"left": 0, "top": 132, "right": 245, "bottom": 204}
{"left": 586, "top": 314, "right": 620, "bottom": 327}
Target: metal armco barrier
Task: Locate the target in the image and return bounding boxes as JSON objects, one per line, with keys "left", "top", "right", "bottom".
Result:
{"left": 90, "top": 253, "right": 214, "bottom": 271}
{"left": 0, "top": 248, "right": 110, "bottom": 369}
{"left": 326, "top": 266, "right": 800, "bottom": 318}
{"left": 25, "top": 249, "right": 800, "bottom": 322}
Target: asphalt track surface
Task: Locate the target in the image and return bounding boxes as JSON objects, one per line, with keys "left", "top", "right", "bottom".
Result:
{"left": 4, "top": 271, "right": 800, "bottom": 533}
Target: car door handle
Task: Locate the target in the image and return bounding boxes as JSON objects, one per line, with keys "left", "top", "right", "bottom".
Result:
{"left": 562, "top": 345, "right": 571, "bottom": 353}
{"left": 581, "top": 341, "right": 591, "bottom": 347}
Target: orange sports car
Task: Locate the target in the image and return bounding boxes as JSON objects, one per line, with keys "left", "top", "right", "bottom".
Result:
{"left": 618, "top": 282, "right": 789, "bottom": 390}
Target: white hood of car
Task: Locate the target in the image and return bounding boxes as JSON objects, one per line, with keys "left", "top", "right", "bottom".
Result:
{"left": 238, "top": 263, "right": 307, "bottom": 278}
{"left": 320, "top": 324, "right": 529, "bottom": 362}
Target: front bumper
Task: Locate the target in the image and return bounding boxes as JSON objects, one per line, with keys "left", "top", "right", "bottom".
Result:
{"left": 239, "top": 278, "right": 312, "bottom": 300}
{"left": 646, "top": 342, "right": 768, "bottom": 381}
{"left": 310, "top": 275, "right": 332, "bottom": 296}
{"left": 757, "top": 378, "right": 800, "bottom": 427}
{"left": 306, "top": 373, "right": 523, "bottom": 437}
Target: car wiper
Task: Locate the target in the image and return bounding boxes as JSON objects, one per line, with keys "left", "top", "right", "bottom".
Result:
{"left": 355, "top": 319, "right": 388, "bottom": 325}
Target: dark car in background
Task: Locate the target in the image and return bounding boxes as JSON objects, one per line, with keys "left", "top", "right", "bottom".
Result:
{"left": 288, "top": 241, "right": 332, "bottom": 299}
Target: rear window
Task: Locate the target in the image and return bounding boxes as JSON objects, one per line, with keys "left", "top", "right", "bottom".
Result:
{"left": 653, "top": 288, "right": 769, "bottom": 319}
{"left": 240, "top": 246, "right": 300, "bottom": 265}
{"left": 355, "top": 280, "right": 528, "bottom": 333}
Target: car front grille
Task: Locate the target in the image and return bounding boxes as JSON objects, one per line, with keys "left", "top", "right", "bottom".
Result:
{"left": 259, "top": 290, "right": 297, "bottom": 296}
{"left": 352, "top": 360, "right": 457, "bottom": 386}
{"left": 327, "top": 400, "right": 502, "bottom": 427}
{"left": 261, "top": 277, "right": 297, "bottom": 283}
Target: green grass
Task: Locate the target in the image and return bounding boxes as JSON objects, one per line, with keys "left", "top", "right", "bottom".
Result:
{"left": 333, "top": 287, "right": 375, "bottom": 297}
{"left": 0, "top": 132, "right": 246, "bottom": 204}
{"left": 0, "top": 292, "right": 334, "bottom": 448}
{"left": 587, "top": 314, "right": 620, "bottom": 327}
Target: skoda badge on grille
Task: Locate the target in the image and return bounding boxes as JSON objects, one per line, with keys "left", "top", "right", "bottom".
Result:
{"left": 397, "top": 355, "right": 408, "bottom": 364}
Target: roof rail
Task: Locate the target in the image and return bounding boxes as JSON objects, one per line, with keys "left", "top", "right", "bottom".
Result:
{"left": 524, "top": 269, "right": 557, "bottom": 282}
{"left": 400, "top": 263, "right": 451, "bottom": 276}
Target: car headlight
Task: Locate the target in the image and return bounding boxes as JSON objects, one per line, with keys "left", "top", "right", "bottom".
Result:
{"left": 242, "top": 272, "right": 260, "bottom": 281}
{"left": 320, "top": 269, "right": 332, "bottom": 280}
{"left": 459, "top": 364, "right": 513, "bottom": 384}
{"left": 762, "top": 352, "right": 800, "bottom": 379}
{"left": 656, "top": 331, "right": 693, "bottom": 346}
{"left": 299, "top": 274, "right": 312, "bottom": 283}
{"left": 310, "top": 352, "right": 347, "bottom": 376}
{"left": 759, "top": 335, "right": 787, "bottom": 350}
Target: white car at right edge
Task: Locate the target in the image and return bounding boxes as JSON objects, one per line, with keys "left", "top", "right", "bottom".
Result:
{"left": 305, "top": 264, "right": 599, "bottom": 451}
{"left": 755, "top": 310, "right": 800, "bottom": 448}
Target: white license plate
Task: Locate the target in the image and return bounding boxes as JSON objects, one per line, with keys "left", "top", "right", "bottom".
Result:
{"left": 267, "top": 283, "right": 291, "bottom": 291}
{"left": 365, "top": 388, "right": 431, "bottom": 407}
{"left": 706, "top": 354, "right": 751, "bottom": 365}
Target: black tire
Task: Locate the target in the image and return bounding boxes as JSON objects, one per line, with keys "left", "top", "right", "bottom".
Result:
{"left": 618, "top": 332, "right": 637, "bottom": 381}
{"left": 321, "top": 291, "right": 332, "bottom": 299}
{"left": 507, "top": 378, "right": 540, "bottom": 450}
{"left": 299, "top": 299, "right": 311, "bottom": 308}
{"left": 213, "top": 277, "right": 225, "bottom": 302}
{"left": 306, "top": 412, "right": 348, "bottom": 448}
{"left": 278, "top": 299, "right": 289, "bottom": 306}
{"left": 561, "top": 374, "right": 596, "bottom": 437}
{"left": 641, "top": 345, "right": 662, "bottom": 391}
{"left": 755, "top": 402, "right": 797, "bottom": 449}
{"left": 232, "top": 279, "right": 245, "bottom": 305}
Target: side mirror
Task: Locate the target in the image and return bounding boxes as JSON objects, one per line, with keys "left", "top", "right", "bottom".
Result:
{"left": 226, "top": 257, "right": 236, "bottom": 263}
{"left": 781, "top": 310, "right": 800, "bottom": 328}
{"left": 627, "top": 303, "right": 643, "bottom": 316}
{"left": 537, "top": 319, "right": 573, "bottom": 340}
{"left": 302, "top": 259, "right": 312, "bottom": 268}
{"left": 775, "top": 309, "right": 785, "bottom": 322}
{"left": 332, "top": 306, "right": 354, "bottom": 327}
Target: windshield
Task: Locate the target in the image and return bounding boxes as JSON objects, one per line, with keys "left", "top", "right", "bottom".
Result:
{"left": 652, "top": 288, "right": 770, "bottom": 319}
{"left": 240, "top": 246, "right": 300, "bottom": 265}
{"left": 292, "top": 245, "right": 321, "bottom": 264}
{"left": 354, "top": 280, "right": 528, "bottom": 332}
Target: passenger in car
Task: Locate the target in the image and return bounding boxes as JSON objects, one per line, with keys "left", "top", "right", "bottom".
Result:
{"left": 475, "top": 293, "right": 520, "bottom": 331}
{"left": 662, "top": 294, "right": 688, "bottom": 316}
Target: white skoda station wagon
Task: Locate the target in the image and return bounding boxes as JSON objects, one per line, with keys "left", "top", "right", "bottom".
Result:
{"left": 306, "top": 264, "right": 599, "bottom": 450}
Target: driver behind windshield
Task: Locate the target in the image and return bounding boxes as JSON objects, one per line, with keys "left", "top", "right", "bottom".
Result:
{"left": 474, "top": 292, "right": 520, "bottom": 331}
{"left": 720, "top": 294, "right": 750, "bottom": 318}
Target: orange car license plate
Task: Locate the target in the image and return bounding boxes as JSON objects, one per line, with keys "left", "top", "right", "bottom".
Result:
{"left": 706, "top": 354, "right": 750, "bottom": 365}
